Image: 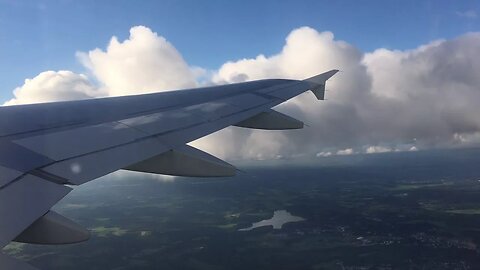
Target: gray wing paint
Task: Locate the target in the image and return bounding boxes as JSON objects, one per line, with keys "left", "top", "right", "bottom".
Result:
{"left": 0, "top": 70, "right": 338, "bottom": 269}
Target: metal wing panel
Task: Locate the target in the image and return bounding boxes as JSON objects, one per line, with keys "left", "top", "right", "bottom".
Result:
{"left": 0, "top": 175, "right": 71, "bottom": 247}
{"left": 23, "top": 91, "right": 284, "bottom": 185}
{"left": 260, "top": 81, "right": 311, "bottom": 101}
{"left": 0, "top": 84, "right": 243, "bottom": 139}
{"left": 42, "top": 138, "right": 169, "bottom": 185}
{"left": 0, "top": 166, "right": 22, "bottom": 188}
{"left": 118, "top": 107, "right": 211, "bottom": 136}
{"left": 157, "top": 101, "right": 279, "bottom": 146}
{"left": 219, "top": 93, "right": 271, "bottom": 108}
{"left": 0, "top": 141, "right": 53, "bottom": 184}
{"left": 118, "top": 93, "right": 271, "bottom": 136}
{"left": 13, "top": 122, "right": 143, "bottom": 161}
{"left": 29, "top": 94, "right": 275, "bottom": 185}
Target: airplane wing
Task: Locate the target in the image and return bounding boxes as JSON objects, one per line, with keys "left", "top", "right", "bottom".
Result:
{"left": 0, "top": 70, "right": 338, "bottom": 269}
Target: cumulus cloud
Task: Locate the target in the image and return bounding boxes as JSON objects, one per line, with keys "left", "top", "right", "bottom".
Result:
{"left": 78, "top": 25, "right": 198, "bottom": 96}
{"left": 5, "top": 25, "right": 480, "bottom": 161}
{"left": 4, "top": 70, "right": 101, "bottom": 105}
{"left": 363, "top": 33, "right": 480, "bottom": 148}
{"left": 4, "top": 26, "right": 198, "bottom": 106}
{"left": 196, "top": 28, "right": 480, "bottom": 159}
{"left": 194, "top": 27, "right": 369, "bottom": 159}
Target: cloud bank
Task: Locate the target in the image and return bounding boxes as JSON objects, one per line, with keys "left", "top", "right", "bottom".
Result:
{"left": 6, "top": 26, "right": 480, "bottom": 160}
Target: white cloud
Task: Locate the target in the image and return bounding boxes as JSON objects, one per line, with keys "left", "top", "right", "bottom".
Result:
{"left": 107, "top": 170, "right": 177, "bottom": 182}
{"left": 452, "top": 132, "right": 480, "bottom": 145}
{"left": 202, "top": 29, "right": 480, "bottom": 159}
{"left": 5, "top": 26, "right": 200, "bottom": 103}
{"left": 336, "top": 148, "right": 355, "bottom": 156}
{"left": 4, "top": 70, "right": 101, "bottom": 105}
{"left": 77, "top": 25, "right": 198, "bottom": 96}
{"left": 316, "top": 151, "right": 332, "bottom": 157}
{"left": 5, "top": 26, "right": 480, "bottom": 161}
{"left": 196, "top": 26, "right": 368, "bottom": 159}
{"left": 365, "top": 146, "right": 392, "bottom": 154}
{"left": 363, "top": 33, "right": 480, "bottom": 148}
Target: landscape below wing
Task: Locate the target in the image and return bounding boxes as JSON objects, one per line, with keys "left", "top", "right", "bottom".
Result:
{"left": 0, "top": 70, "right": 338, "bottom": 269}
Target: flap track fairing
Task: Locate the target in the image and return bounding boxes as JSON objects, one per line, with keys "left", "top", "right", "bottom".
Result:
{"left": 234, "top": 109, "right": 303, "bottom": 130}
{"left": 13, "top": 211, "right": 89, "bottom": 245}
{"left": 124, "top": 145, "right": 236, "bottom": 177}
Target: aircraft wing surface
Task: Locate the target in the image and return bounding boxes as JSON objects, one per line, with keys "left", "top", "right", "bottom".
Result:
{"left": 0, "top": 70, "right": 338, "bottom": 269}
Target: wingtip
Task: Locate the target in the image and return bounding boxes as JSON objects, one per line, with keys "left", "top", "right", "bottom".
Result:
{"left": 304, "top": 69, "right": 339, "bottom": 85}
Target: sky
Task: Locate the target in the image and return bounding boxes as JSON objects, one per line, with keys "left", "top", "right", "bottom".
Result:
{"left": 1, "top": 0, "right": 480, "bottom": 160}
{"left": 1, "top": 0, "right": 479, "bottom": 101}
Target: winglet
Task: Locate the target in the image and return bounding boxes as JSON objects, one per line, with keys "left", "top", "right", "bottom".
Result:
{"left": 304, "top": 69, "right": 339, "bottom": 85}
{"left": 304, "top": 69, "right": 339, "bottom": 100}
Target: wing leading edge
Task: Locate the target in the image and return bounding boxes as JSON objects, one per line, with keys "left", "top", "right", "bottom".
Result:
{"left": 0, "top": 70, "right": 338, "bottom": 269}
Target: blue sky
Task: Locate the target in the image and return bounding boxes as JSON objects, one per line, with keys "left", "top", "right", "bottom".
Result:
{"left": 0, "top": 0, "right": 478, "bottom": 102}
